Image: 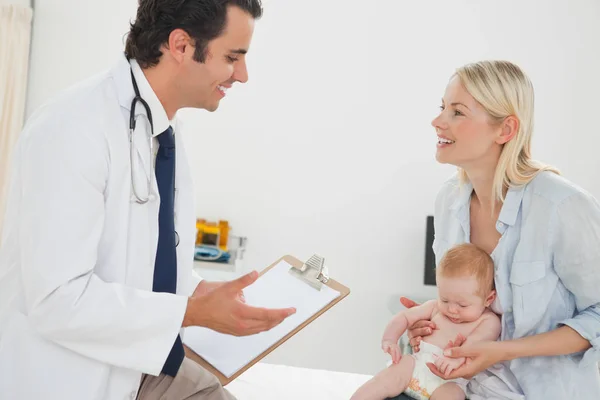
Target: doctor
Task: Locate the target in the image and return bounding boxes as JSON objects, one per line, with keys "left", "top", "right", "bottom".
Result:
{"left": 0, "top": 1, "right": 295, "bottom": 399}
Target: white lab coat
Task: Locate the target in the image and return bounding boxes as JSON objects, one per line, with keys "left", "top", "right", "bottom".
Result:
{"left": 0, "top": 55, "right": 201, "bottom": 399}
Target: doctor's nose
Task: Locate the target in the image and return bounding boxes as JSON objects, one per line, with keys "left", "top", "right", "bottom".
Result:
{"left": 233, "top": 59, "right": 248, "bottom": 84}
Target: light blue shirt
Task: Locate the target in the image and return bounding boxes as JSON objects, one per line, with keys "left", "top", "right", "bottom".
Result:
{"left": 433, "top": 171, "right": 600, "bottom": 399}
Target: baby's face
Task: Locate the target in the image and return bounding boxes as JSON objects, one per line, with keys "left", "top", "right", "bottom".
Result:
{"left": 436, "top": 275, "right": 491, "bottom": 323}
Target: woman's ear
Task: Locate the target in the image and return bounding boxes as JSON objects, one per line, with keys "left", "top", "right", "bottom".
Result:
{"left": 484, "top": 289, "right": 497, "bottom": 307}
{"left": 496, "top": 115, "right": 519, "bottom": 145}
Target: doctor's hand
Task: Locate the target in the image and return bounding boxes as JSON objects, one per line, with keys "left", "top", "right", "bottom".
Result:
{"left": 400, "top": 297, "right": 436, "bottom": 353}
{"left": 193, "top": 280, "right": 245, "bottom": 303}
{"left": 183, "top": 271, "right": 296, "bottom": 336}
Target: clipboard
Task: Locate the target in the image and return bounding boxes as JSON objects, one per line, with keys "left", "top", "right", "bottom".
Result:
{"left": 183, "top": 254, "right": 350, "bottom": 386}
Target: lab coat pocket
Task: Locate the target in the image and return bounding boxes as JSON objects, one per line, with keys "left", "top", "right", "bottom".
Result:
{"left": 509, "top": 261, "right": 558, "bottom": 335}
{"left": 0, "top": 310, "right": 110, "bottom": 399}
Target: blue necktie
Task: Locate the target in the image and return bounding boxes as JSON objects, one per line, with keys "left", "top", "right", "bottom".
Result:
{"left": 153, "top": 126, "right": 184, "bottom": 376}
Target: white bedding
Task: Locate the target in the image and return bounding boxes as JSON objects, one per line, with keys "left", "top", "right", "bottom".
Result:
{"left": 225, "top": 363, "right": 372, "bottom": 400}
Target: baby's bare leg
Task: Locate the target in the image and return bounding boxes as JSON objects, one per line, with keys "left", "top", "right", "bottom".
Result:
{"left": 350, "top": 356, "right": 415, "bottom": 400}
{"left": 430, "top": 382, "right": 466, "bottom": 400}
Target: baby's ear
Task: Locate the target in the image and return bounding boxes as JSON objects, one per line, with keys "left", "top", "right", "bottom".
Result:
{"left": 484, "top": 289, "right": 496, "bottom": 307}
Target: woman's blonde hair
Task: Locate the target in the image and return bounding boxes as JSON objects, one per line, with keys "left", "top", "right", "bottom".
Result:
{"left": 454, "top": 61, "right": 559, "bottom": 203}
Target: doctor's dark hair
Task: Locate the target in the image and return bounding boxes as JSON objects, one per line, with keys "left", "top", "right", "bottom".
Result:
{"left": 125, "top": 0, "right": 263, "bottom": 68}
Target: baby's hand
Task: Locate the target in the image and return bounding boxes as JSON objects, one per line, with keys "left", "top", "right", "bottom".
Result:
{"left": 381, "top": 340, "right": 402, "bottom": 364}
{"left": 433, "top": 355, "right": 465, "bottom": 377}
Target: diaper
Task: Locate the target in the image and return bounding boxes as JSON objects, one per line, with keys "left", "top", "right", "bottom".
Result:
{"left": 403, "top": 341, "right": 468, "bottom": 400}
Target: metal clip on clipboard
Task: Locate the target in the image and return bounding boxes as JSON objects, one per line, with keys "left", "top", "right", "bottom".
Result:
{"left": 288, "top": 254, "right": 330, "bottom": 290}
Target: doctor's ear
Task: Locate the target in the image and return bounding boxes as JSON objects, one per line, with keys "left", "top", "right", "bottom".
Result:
{"left": 166, "top": 29, "right": 193, "bottom": 64}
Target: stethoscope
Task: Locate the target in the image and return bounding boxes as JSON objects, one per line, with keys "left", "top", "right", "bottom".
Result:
{"left": 129, "top": 67, "right": 154, "bottom": 205}
{"left": 129, "top": 64, "right": 179, "bottom": 246}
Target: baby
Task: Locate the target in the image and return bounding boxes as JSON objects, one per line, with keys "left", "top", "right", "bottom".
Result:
{"left": 351, "top": 243, "right": 501, "bottom": 400}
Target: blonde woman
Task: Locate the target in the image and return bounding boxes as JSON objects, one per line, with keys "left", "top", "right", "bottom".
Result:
{"left": 393, "top": 61, "right": 600, "bottom": 399}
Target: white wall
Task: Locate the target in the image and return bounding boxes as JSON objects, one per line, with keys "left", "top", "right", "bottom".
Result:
{"left": 25, "top": 0, "right": 137, "bottom": 115}
{"left": 25, "top": 0, "right": 600, "bottom": 375}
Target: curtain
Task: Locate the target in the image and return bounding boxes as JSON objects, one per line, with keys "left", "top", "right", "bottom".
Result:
{"left": 0, "top": 4, "right": 33, "bottom": 237}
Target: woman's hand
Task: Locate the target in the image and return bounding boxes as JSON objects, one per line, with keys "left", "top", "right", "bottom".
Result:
{"left": 426, "top": 340, "right": 507, "bottom": 380}
{"left": 433, "top": 354, "right": 465, "bottom": 376}
{"left": 400, "top": 297, "right": 436, "bottom": 352}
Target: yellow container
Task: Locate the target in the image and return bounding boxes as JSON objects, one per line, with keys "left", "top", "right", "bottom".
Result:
{"left": 196, "top": 219, "right": 229, "bottom": 251}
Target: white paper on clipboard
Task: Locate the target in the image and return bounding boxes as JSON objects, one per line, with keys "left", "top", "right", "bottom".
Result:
{"left": 183, "top": 260, "right": 341, "bottom": 378}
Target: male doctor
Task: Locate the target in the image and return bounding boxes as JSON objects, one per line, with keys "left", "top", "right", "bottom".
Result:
{"left": 0, "top": 1, "right": 295, "bottom": 399}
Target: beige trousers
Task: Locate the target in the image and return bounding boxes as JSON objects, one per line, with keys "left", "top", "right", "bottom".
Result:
{"left": 137, "top": 357, "right": 236, "bottom": 400}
